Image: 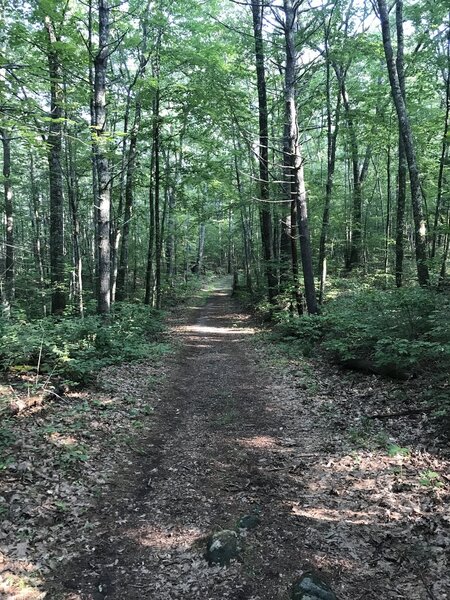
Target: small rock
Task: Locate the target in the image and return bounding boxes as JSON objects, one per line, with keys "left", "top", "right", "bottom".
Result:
{"left": 237, "top": 514, "right": 261, "bottom": 530}
{"left": 206, "top": 530, "right": 239, "bottom": 566}
{"left": 292, "top": 572, "right": 337, "bottom": 600}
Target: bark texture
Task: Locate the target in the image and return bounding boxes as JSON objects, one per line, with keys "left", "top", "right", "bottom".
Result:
{"left": 1, "top": 128, "right": 14, "bottom": 314}
{"left": 251, "top": 0, "right": 277, "bottom": 302}
{"left": 318, "top": 47, "right": 341, "bottom": 303}
{"left": 395, "top": 0, "right": 407, "bottom": 287}
{"left": 45, "top": 17, "right": 66, "bottom": 314}
{"left": 378, "top": 0, "right": 430, "bottom": 286}
{"left": 94, "top": 0, "right": 112, "bottom": 314}
{"left": 282, "top": 0, "right": 318, "bottom": 314}
{"left": 431, "top": 16, "right": 450, "bottom": 260}
{"left": 116, "top": 102, "right": 140, "bottom": 300}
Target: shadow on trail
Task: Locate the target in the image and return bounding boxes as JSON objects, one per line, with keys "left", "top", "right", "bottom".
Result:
{"left": 41, "top": 287, "right": 448, "bottom": 600}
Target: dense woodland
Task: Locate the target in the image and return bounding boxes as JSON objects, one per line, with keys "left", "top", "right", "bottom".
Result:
{"left": 1, "top": 2, "right": 450, "bottom": 598}
{"left": 0, "top": 0, "right": 449, "bottom": 387}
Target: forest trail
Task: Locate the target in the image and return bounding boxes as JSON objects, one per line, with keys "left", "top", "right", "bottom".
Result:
{"left": 49, "top": 283, "right": 299, "bottom": 599}
{"left": 43, "top": 282, "right": 449, "bottom": 600}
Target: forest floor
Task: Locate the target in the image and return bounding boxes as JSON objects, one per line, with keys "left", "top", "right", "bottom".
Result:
{"left": 1, "top": 280, "right": 449, "bottom": 600}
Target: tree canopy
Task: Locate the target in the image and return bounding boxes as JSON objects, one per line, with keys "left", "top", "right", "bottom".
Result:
{"left": 0, "top": 0, "right": 448, "bottom": 315}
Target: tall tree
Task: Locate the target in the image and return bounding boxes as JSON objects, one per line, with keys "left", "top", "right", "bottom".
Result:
{"left": 395, "top": 0, "right": 407, "bottom": 287}
{"left": 0, "top": 128, "right": 14, "bottom": 316}
{"left": 334, "top": 64, "right": 371, "bottom": 271}
{"left": 318, "top": 20, "right": 342, "bottom": 304}
{"left": 281, "top": 0, "right": 318, "bottom": 314}
{"left": 114, "top": 15, "right": 150, "bottom": 302}
{"left": 93, "top": 0, "right": 112, "bottom": 314}
{"left": 377, "top": 0, "right": 430, "bottom": 286}
{"left": 431, "top": 14, "right": 450, "bottom": 261}
{"left": 45, "top": 16, "right": 66, "bottom": 314}
{"left": 250, "top": 0, "right": 277, "bottom": 303}
{"left": 143, "top": 26, "right": 163, "bottom": 309}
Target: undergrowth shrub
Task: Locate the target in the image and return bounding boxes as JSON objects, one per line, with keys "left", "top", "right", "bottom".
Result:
{"left": 274, "top": 288, "right": 450, "bottom": 376}
{"left": 0, "top": 303, "right": 169, "bottom": 385}
{"left": 162, "top": 277, "right": 202, "bottom": 307}
{"left": 234, "top": 286, "right": 276, "bottom": 321}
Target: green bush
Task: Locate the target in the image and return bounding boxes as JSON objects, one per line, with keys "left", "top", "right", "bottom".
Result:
{"left": 274, "top": 287, "right": 450, "bottom": 375}
{"left": 0, "top": 303, "right": 169, "bottom": 385}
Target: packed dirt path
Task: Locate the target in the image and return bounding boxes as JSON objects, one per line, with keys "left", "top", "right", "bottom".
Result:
{"left": 45, "top": 285, "right": 317, "bottom": 600}
{"left": 44, "top": 284, "right": 449, "bottom": 600}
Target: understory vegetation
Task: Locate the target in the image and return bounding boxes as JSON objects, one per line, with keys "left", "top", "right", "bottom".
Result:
{"left": 274, "top": 286, "right": 449, "bottom": 373}
{"left": 0, "top": 303, "right": 167, "bottom": 387}
{"left": 263, "top": 282, "right": 450, "bottom": 422}
{"left": 0, "top": 277, "right": 208, "bottom": 411}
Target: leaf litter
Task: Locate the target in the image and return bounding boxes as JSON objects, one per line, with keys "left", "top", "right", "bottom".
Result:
{"left": 0, "top": 358, "right": 168, "bottom": 599}
{"left": 0, "top": 291, "right": 448, "bottom": 599}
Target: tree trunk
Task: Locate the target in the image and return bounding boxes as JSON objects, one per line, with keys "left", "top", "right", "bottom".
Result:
{"left": 153, "top": 87, "right": 162, "bottom": 310}
{"left": 45, "top": 16, "right": 66, "bottom": 315}
{"left": 144, "top": 140, "right": 156, "bottom": 306}
{"left": 384, "top": 145, "right": 392, "bottom": 280}
{"left": 164, "top": 138, "right": 182, "bottom": 284}
{"left": 281, "top": 87, "right": 301, "bottom": 313}
{"left": 66, "top": 135, "right": 84, "bottom": 316}
{"left": 378, "top": 0, "right": 430, "bottom": 286}
{"left": 94, "top": 0, "right": 112, "bottom": 314}
{"left": 165, "top": 185, "right": 176, "bottom": 282}
{"left": 318, "top": 42, "right": 341, "bottom": 303}
{"left": 250, "top": 0, "right": 276, "bottom": 302}
{"left": 111, "top": 88, "right": 131, "bottom": 303}
{"left": 431, "top": 17, "right": 450, "bottom": 259}
{"left": 438, "top": 211, "right": 449, "bottom": 287}
{"left": 62, "top": 72, "right": 84, "bottom": 316}
{"left": 336, "top": 70, "right": 371, "bottom": 271}
{"left": 289, "top": 202, "right": 302, "bottom": 315}
{"left": 30, "top": 155, "right": 47, "bottom": 315}
{"left": 117, "top": 102, "right": 141, "bottom": 301}
{"left": 233, "top": 134, "right": 253, "bottom": 292}
{"left": 282, "top": 0, "right": 318, "bottom": 315}
{"left": 1, "top": 129, "right": 14, "bottom": 316}
{"left": 395, "top": 0, "right": 407, "bottom": 287}
{"left": 396, "top": 132, "right": 407, "bottom": 287}
{"left": 197, "top": 223, "right": 206, "bottom": 275}
{"left": 88, "top": 0, "right": 99, "bottom": 299}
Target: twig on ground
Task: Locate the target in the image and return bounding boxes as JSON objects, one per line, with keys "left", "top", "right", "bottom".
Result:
{"left": 415, "top": 563, "right": 438, "bottom": 600}
{"left": 367, "top": 407, "right": 433, "bottom": 419}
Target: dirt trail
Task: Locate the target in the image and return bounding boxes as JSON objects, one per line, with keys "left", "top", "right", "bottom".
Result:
{"left": 45, "top": 285, "right": 449, "bottom": 600}
{"left": 48, "top": 286, "right": 293, "bottom": 599}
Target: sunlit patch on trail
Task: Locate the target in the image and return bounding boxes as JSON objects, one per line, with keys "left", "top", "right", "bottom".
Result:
{"left": 0, "top": 561, "right": 46, "bottom": 599}
{"left": 181, "top": 324, "right": 255, "bottom": 335}
{"left": 183, "top": 343, "right": 213, "bottom": 349}
{"left": 238, "top": 435, "right": 278, "bottom": 449}
{"left": 290, "top": 503, "right": 375, "bottom": 525}
{"left": 48, "top": 433, "right": 78, "bottom": 446}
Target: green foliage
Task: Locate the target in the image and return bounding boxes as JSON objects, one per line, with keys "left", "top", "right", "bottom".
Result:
{"left": 0, "top": 421, "right": 16, "bottom": 450}
{"left": 59, "top": 444, "right": 90, "bottom": 467}
{"left": 162, "top": 275, "right": 208, "bottom": 307}
{"left": 419, "top": 470, "right": 443, "bottom": 488}
{"left": 274, "top": 287, "right": 450, "bottom": 375}
{"left": 54, "top": 500, "right": 69, "bottom": 512}
{"left": 347, "top": 419, "right": 376, "bottom": 448}
{"left": 0, "top": 303, "right": 169, "bottom": 385}
{"left": 387, "top": 444, "right": 410, "bottom": 458}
